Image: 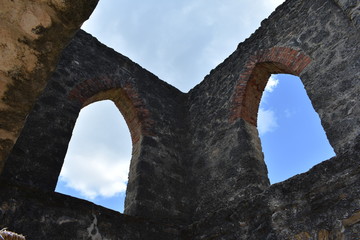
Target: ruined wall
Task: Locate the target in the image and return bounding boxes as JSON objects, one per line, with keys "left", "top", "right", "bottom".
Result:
{"left": 187, "top": 0, "right": 360, "bottom": 219}
{"left": 1, "top": 30, "right": 194, "bottom": 222}
{"left": 0, "top": 180, "right": 181, "bottom": 240}
{"left": 184, "top": 153, "right": 360, "bottom": 239}
{"left": 0, "top": 0, "right": 359, "bottom": 239}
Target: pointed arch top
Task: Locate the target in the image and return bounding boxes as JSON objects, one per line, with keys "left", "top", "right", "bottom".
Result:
{"left": 68, "top": 77, "right": 155, "bottom": 146}
{"left": 230, "top": 47, "right": 312, "bottom": 125}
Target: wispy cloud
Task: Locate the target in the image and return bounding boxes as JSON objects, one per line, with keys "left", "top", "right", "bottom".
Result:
{"left": 284, "top": 109, "right": 295, "bottom": 118}
{"left": 261, "top": 0, "right": 286, "bottom": 13}
{"left": 82, "top": 0, "right": 285, "bottom": 92}
{"left": 265, "top": 75, "right": 279, "bottom": 93}
{"left": 258, "top": 75, "right": 280, "bottom": 135}
{"left": 258, "top": 108, "right": 278, "bottom": 135}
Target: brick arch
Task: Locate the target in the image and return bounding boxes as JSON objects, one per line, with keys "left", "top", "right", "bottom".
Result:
{"left": 68, "top": 77, "right": 154, "bottom": 149}
{"left": 64, "top": 77, "right": 157, "bottom": 213}
{"left": 230, "top": 47, "right": 312, "bottom": 125}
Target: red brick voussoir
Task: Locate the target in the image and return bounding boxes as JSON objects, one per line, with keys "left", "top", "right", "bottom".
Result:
{"left": 230, "top": 47, "right": 312, "bottom": 125}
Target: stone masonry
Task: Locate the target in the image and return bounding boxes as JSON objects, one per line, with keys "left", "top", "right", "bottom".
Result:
{"left": 0, "top": 0, "right": 359, "bottom": 239}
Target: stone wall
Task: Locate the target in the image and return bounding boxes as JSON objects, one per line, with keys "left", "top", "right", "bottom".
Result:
{"left": 0, "top": 0, "right": 359, "bottom": 239}
{"left": 183, "top": 153, "right": 360, "bottom": 239}
{"left": 1, "top": 30, "right": 194, "bottom": 222}
{"left": 187, "top": 0, "right": 360, "bottom": 219}
{"left": 0, "top": 180, "right": 181, "bottom": 240}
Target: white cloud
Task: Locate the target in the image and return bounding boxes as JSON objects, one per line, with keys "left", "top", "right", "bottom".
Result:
{"left": 57, "top": 101, "right": 132, "bottom": 200}
{"left": 258, "top": 108, "right": 278, "bottom": 135}
{"left": 81, "top": 0, "right": 285, "bottom": 92}
{"left": 258, "top": 75, "right": 280, "bottom": 135}
{"left": 265, "top": 75, "right": 279, "bottom": 93}
{"left": 59, "top": 150, "right": 130, "bottom": 199}
{"left": 263, "top": 0, "right": 286, "bottom": 10}
{"left": 260, "top": 75, "right": 280, "bottom": 106}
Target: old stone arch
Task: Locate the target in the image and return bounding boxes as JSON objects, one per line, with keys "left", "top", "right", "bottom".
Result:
{"left": 229, "top": 47, "right": 335, "bottom": 183}
{"left": 1, "top": 68, "right": 155, "bottom": 212}
{"left": 0, "top": 0, "right": 359, "bottom": 239}
{"left": 230, "top": 47, "right": 312, "bottom": 125}
{"left": 55, "top": 98, "right": 134, "bottom": 211}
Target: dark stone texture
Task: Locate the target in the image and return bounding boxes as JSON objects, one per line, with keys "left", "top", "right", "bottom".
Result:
{"left": 0, "top": 181, "right": 181, "bottom": 240}
{"left": 2, "top": 30, "right": 193, "bottom": 222}
{"left": 183, "top": 153, "right": 360, "bottom": 239}
{"left": 0, "top": 0, "right": 359, "bottom": 239}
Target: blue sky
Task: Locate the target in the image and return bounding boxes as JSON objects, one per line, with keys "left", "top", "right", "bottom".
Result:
{"left": 55, "top": 0, "right": 335, "bottom": 212}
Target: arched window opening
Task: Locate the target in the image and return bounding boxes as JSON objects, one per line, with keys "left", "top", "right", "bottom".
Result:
{"left": 258, "top": 74, "right": 335, "bottom": 184}
{"left": 55, "top": 100, "right": 132, "bottom": 212}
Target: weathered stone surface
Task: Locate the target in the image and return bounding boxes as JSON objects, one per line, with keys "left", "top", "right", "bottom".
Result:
{"left": 187, "top": 0, "right": 360, "bottom": 219}
{"left": 0, "top": 181, "right": 181, "bottom": 240}
{"left": 333, "top": 0, "right": 360, "bottom": 27}
{"left": 0, "top": 0, "right": 359, "bottom": 239}
{"left": 1, "top": 30, "right": 193, "bottom": 222}
{"left": 183, "top": 153, "right": 360, "bottom": 239}
{"left": 0, "top": 0, "right": 98, "bottom": 172}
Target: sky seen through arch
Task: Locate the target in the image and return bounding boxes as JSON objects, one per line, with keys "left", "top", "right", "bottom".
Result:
{"left": 56, "top": 0, "right": 335, "bottom": 212}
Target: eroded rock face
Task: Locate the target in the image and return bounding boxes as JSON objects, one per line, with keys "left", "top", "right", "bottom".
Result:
{"left": 0, "top": 0, "right": 98, "bottom": 172}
